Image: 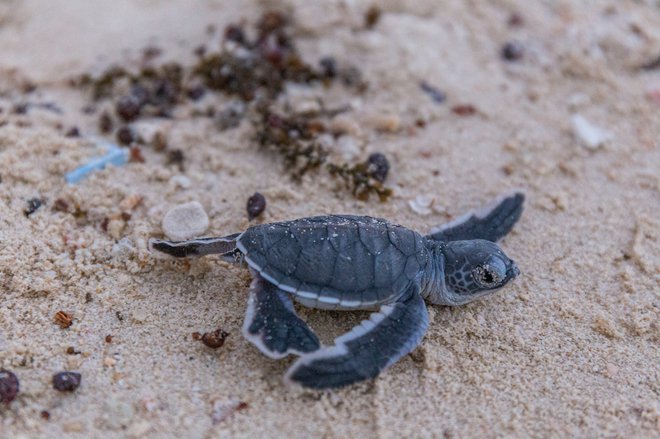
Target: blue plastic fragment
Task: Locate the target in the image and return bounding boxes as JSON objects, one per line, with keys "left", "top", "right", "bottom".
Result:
{"left": 65, "top": 138, "right": 129, "bottom": 184}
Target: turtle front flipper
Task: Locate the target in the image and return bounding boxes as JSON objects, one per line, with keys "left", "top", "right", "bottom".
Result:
{"left": 149, "top": 233, "right": 242, "bottom": 261}
{"left": 427, "top": 191, "right": 524, "bottom": 243}
{"left": 284, "top": 286, "right": 428, "bottom": 389}
{"left": 243, "top": 275, "right": 321, "bottom": 359}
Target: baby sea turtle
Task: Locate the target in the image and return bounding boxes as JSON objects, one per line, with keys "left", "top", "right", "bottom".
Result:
{"left": 149, "top": 191, "right": 524, "bottom": 389}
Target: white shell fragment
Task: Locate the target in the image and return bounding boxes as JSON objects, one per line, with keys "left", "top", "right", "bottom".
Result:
{"left": 169, "top": 174, "right": 191, "bottom": 189}
{"left": 161, "top": 201, "right": 209, "bottom": 240}
{"left": 409, "top": 195, "right": 435, "bottom": 215}
{"left": 336, "top": 135, "right": 361, "bottom": 161}
{"left": 571, "top": 114, "right": 612, "bottom": 150}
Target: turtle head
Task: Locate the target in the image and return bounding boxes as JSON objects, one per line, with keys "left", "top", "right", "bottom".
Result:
{"left": 431, "top": 240, "right": 520, "bottom": 305}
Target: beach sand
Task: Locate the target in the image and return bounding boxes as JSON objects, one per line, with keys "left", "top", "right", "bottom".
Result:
{"left": 0, "top": 0, "right": 658, "bottom": 437}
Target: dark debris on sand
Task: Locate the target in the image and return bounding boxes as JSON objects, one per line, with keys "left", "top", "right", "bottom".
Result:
{"left": 74, "top": 11, "right": 390, "bottom": 201}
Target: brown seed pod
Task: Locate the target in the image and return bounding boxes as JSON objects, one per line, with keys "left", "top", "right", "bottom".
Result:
{"left": 116, "top": 126, "right": 135, "bottom": 146}
{"left": 200, "top": 329, "right": 229, "bottom": 349}
{"left": 366, "top": 153, "right": 390, "bottom": 183}
{"left": 452, "top": 104, "right": 477, "bottom": 116}
{"left": 247, "top": 192, "right": 266, "bottom": 221}
{"left": 115, "top": 95, "right": 142, "bottom": 122}
{"left": 0, "top": 369, "right": 19, "bottom": 405}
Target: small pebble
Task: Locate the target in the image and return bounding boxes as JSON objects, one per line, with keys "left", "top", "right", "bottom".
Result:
{"left": 162, "top": 201, "right": 209, "bottom": 240}
{"left": 166, "top": 149, "right": 185, "bottom": 170}
{"left": 507, "top": 12, "right": 524, "bottom": 27}
{"left": 107, "top": 219, "right": 126, "bottom": 240}
{"left": 186, "top": 85, "right": 206, "bottom": 101}
{"left": 246, "top": 193, "right": 266, "bottom": 221}
{"left": 129, "top": 146, "right": 145, "bottom": 163}
{"left": 452, "top": 105, "right": 477, "bottom": 116}
{"left": 319, "top": 57, "right": 337, "bottom": 78}
{"left": 0, "top": 369, "right": 19, "bottom": 405}
{"left": 116, "top": 126, "right": 135, "bottom": 146}
{"left": 224, "top": 24, "right": 246, "bottom": 44}
{"left": 65, "top": 127, "right": 81, "bottom": 138}
{"left": 131, "top": 310, "right": 148, "bottom": 324}
{"left": 169, "top": 175, "right": 192, "bottom": 189}
{"left": 571, "top": 114, "right": 611, "bottom": 150}
{"left": 604, "top": 362, "right": 619, "bottom": 377}
{"left": 372, "top": 113, "right": 400, "bottom": 132}
{"left": 366, "top": 153, "right": 390, "bottom": 183}
{"left": 151, "top": 131, "right": 168, "bottom": 151}
{"left": 119, "top": 194, "right": 143, "bottom": 211}
{"left": 336, "top": 135, "right": 361, "bottom": 161}
{"left": 99, "top": 112, "right": 114, "bottom": 134}
{"left": 116, "top": 95, "right": 142, "bottom": 122}
{"left": 62, "top": 421, "right": 85, "bottom": 433}
{"left": 501, "top": 41, "right": 524, "bottom": 61}
{"left": 364, "top": 5, "right": 381, "bottom": 29}
{"left": 24, "top": 197, "right": 43, "bottom": 216}
{"left": 52, "top": 372, "right": 81, "bottom": 392}
{"left": 330, "top": 115, "right": 361, "bottom": 137}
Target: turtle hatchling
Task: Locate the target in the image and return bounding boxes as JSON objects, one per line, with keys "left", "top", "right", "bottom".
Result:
{"left": 149, "top": 191, "right": 524, "bottom": 389}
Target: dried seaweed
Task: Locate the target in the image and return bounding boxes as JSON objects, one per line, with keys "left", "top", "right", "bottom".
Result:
{"left": 255, "top": 106, "right": 328, "bottom": 179}
{"left": 72, "top": 11, "right": 387, "bottom": 201}
{"left": 327, "top": 154, "right": 392, "bottom": 202}
{"left": 194, "top": 12, "right": 320, "bottom": 100}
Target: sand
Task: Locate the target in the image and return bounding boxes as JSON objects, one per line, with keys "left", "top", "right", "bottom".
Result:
{"left": 0, "top": 0, "right": 658, "bottom": 437}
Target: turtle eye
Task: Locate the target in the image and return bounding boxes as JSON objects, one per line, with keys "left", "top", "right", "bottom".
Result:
{"left": 472, "top": 257, "right": 506, "bottom": 288}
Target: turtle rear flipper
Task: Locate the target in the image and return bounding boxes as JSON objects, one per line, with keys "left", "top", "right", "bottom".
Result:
{"left": 284, "top": 285, "right": 428, "bottom": 389}
{"left": 243, "top": 275, "right": 321, "bottom": 359}
{"left": 428, "top": 191, "right": 524, "bottom": 243}
{"left": 149, "top": 233, "right": 242, "bottom": 261}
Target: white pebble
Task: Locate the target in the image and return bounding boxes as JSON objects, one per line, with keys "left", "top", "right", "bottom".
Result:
{"left": 131, "top": 309, "right": 148, "bottom": 323}
{"left": 161, "top": 201, "right": 209, "bottom": 240}
{"left": 336, "top": 135, "right": 361, "bottom": 161}
{"left": 571, "top": 114, "right": 612, "bottom": 150}
{"left": 409, "top": 195, "right": 435, "bottom": 215}
{"left": 169, "top": 174, "right": 191, "bottom": 189}
{"left": 330, "top": 114, "right": 362, "bottom": 137}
